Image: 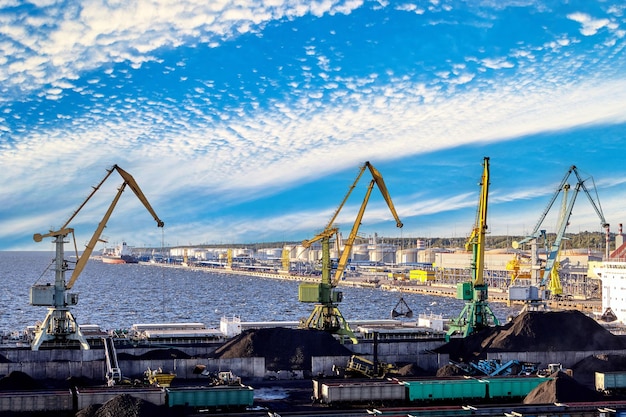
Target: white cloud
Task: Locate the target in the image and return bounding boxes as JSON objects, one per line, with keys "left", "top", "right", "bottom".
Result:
{"left": 567, "top": 12, "right": 611, "bottom": 36}
{"left": 0, "top": 0, "right": 364, "bottom": 100}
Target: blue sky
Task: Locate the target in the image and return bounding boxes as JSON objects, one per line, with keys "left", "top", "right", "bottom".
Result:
{"left": 1, "top": 0, "right": 626, "bottom": 251}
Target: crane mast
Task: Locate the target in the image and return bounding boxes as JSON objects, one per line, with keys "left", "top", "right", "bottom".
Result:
{"left": 30, "top": 165, "right": 163, "bottom": 350}
{"left": 298, "top": 162, "right": 402, "bottom": 344}
{"left": 446, "top": 157, "right": 499, "bottom": 340}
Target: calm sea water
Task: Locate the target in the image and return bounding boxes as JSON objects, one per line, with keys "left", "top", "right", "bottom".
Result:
{"left": 0, "top": 251, "right": 521, "bottom": 333}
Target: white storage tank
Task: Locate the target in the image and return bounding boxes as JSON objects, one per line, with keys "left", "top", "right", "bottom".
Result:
{"left": 397, "top": 248, "right": 419, "bottom": 264}
{"left": 352, "top": 244, "right": 369, "bottom": 261}
{"left": 369, "top": 244, "right": 396, "bottom": 264}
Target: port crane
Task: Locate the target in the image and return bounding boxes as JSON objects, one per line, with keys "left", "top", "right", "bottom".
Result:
{"left": 446, "top": 157, "right": 499, "bottom": 340}
{"left": 30, "top": 165, "right": 164, "bottom": 350}
{"left": 298, "top": 161, "right": 403, "bottom": 344}
{"left": 509, "top": 165, "right": 608, "bottom": 308}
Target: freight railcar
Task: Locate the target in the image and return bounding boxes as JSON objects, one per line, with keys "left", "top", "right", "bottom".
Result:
{"left": 0, "top": 389, "right": 73, "bottom": 412}
{"left": 596, "top": 371, "right": 626, "bottom": 394}
{"left": 166, "top": 385, "right": 254, "bottom": 410}
{"left": 314, "top": 379, "right": 406, "bottom": 405}
{"left": 314, "top": 376, "right": 551, "bottom": 406}
{"left": 76, "top": 387, "right": 166, "bottom": 409}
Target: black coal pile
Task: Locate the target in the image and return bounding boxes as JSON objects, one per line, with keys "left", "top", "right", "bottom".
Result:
{"left": 117, "top": 348, "right": 191, "bottom": 360}
{"left": 76, "top": 393, "right": 168, "bottom": 417}
{"left": 0, "top": 371, "right": 41, "bottom": 390}
{"left": 571, "top": 353, "right": 626, "bottom": 389}
{"left": 437, "top": 310, "right": 625, "bottom": 361}
{"left": 210, "top": 327, "right": 353, "bottom": 371}
{"left": 396, "top": 362, "right": 431, "bottom": 377}
{"left": 523, "top": 371, "right": 602, "bottom": 404}
{"left": 436, "top": 363, "right": 469, "bottom": 377}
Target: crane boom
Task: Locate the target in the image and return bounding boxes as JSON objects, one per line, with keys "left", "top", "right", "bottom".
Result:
{"left": 66, "top": 165, "right": 164, "bottom": 289}
{"left": 466, "top": 156, "right": 489, "bottom": 287}
{"left": 515, "top": 166, "right": 608, "bottom": 247}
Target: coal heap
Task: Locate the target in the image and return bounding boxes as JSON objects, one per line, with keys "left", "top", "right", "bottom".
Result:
{"left": 76, "top": 393, "right": 168, "bottom": 417}
{"left": 0, "top": 371, "right": 41, "bottom": 390}
{"left": 437, "top": 310, "right": 625, "bottom": 361}
{"left": 210, "top": 327, "right": 353, "bottom": 371}
{"left": 117, "top": 348, "right": 191, "bottom": 360}
{"left": 436, "top": 364, "right": 469, "bottom": 377}
{"left": 571, "top": 354, "right": 626, "bottom": 388}
{"left": 523, "top": 371, "right": 602, "bottom": 404}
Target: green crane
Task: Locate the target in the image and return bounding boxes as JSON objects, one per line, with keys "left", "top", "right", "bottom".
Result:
{"left": 446, "top": 157, "right": 499, "bottom": 341}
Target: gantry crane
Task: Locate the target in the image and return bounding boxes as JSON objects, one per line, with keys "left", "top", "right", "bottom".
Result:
{"left": 30, "top": 165, "right": 164, "bottom": 350}
{"left": 446, "top": 157, "right": 499, "bottom": 340}
{"left": 298, "top": 162, "right": 403, "bottom": 343}
{"left": 509, "top": 165, "right": 608, "bottom": 308}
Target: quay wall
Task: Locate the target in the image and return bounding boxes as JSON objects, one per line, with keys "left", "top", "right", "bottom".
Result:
{"left": 2, "top": 348, "right": 624, "bottom": 382}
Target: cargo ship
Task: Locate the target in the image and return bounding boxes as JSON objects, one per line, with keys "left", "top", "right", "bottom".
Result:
{"left": 102, "top": 242, "right": 139, "bottom": 264}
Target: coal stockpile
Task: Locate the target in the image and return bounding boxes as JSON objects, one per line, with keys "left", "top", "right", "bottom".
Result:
{"left": 523, "top": 371, "right": 603, "bottom": 404}
{"left": 210, "top": 327, "right": 353, "bottom": 371}
{"left": 571, "top": 353, "right": 626, "bottom": 388}
{"left": 0, "top": 371, "right": 41, "bottom": 390}
{"left": 75, "top": 394, "right": 169, "bottom": 417}
{"left": 437, "top": 310, "right": 626, "bottom": 361}
{"left": 435, "top": 364, "right": 468, "bottom": 377}
{"left": 117, "top": 348, "right": 191, "bottom": 360}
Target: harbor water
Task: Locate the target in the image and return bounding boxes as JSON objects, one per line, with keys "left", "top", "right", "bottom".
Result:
{"left": 0, "top": 251, "right": 521, "bottom": 334}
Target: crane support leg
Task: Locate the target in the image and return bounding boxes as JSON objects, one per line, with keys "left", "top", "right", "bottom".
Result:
{"left": 300, "top": 304, "right": 357, "bottom": 344}
{"left": 31, "top": 307, "right": 89, "bottom": 350}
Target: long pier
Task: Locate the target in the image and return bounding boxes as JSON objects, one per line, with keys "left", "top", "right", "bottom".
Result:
{"left": 142, "top": 261, "right": 602, "bottom": 315}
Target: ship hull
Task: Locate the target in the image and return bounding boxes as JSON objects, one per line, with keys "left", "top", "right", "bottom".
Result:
{"left": 102, "top": 255, "right": 138, "bottom": 264}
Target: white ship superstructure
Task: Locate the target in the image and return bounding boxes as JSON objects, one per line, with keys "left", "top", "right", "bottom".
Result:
{"left": 592, "top": 261, "right": 626, "bottom": 323}
{"left": 590, "top": 223, "right": 626, "bottom": 323}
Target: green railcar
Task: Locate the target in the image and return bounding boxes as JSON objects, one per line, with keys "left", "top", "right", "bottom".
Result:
{"left": 405, "top": 378, "right": 486, "bottom": 402}
{"left": 166, "top": 385, "right": 254, "bottom": 409}
{"left": 486, "top": 376, "right": 550, "bottom": 399}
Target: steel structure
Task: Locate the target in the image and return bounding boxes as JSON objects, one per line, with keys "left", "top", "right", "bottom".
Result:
{"left": 509, "top": 165, "right": 608, "bottom": 308}
{"left": 446, "top": 157, "right": 499, "bottom": 340}
{"left": 298, "top": 161, "right": 402, "bottom": 343}
{"left": 30, "top": 165, "right": 164, "bottom": 350}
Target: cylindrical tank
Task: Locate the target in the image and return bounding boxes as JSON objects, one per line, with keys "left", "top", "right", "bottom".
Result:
{"left": 397, "top": 248, "right": 419, "bottom": 264}
{"left": 368, "top": 243, "right": 397, "bottom": 264}
{"left": 352, "top": 244, "right": 369, "bottom": 261}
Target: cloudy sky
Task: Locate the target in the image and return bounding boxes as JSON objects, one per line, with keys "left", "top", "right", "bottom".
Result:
{"left": 1, "top": 0, "right": 625, "bottom": 252}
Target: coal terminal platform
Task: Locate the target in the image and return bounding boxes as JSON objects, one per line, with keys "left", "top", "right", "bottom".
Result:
{"left": 2, "top": 308, "right": 626, "bottom": 417}
{"left": 5, "top": 161, "right": 626, "bottom": 416}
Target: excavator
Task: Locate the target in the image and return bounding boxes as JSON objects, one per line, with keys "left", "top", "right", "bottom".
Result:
{"left": 446, "top": 157, "right": 499, "bottom": 340}
{"left": 29, "top": 165, "right": 164, "bottom": 350}
{"left": 509, "top": 165, "right": 608, "bottom": 309}
{"left": 298, "top": 161, "right": 403, "bottom": 344}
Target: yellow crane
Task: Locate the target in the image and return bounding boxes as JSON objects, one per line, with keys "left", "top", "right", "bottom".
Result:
{"left": 298, "top": 162, "right": 403, "bottom": 343}
{"left": 446, "top": 157, "right": 499, "bottom": 340}
{"left": 30, "top": 165, "right": 164, "bottom": 350}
